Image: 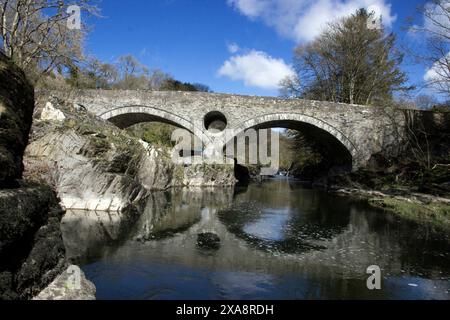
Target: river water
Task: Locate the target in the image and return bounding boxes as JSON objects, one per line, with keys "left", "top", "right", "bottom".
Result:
{"left": 61, "top": 178, "right": 450, "bottom": 300}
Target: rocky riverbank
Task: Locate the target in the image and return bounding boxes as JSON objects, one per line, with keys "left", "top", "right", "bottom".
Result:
{"left": 0, "top": 52, "right": 76, "bottom": 300}
{"left": 308, "top": 104, "right": 450, "bottom": 229}
{"left": 15, "top": 93, "right": 237, "bottom": 299}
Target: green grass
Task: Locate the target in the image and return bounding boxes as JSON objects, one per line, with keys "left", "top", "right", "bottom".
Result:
{"left": 368, "top": 197, "right": 450, "bottom": 230}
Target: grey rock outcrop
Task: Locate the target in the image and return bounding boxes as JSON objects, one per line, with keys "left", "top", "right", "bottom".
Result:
{"left": 33, "top": 265, "right": 96, "bottom": 300}
{"left": 25, "top": 129, "right": 149, "bottom": 212}
{"left": 0, "top": 52, "right": 34, "bottom": 185}
{"left": 137, "top": 144, "right": 236, "bottom": 190}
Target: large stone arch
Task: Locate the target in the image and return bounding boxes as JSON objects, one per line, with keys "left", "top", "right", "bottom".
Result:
{"left": 99, "top": 105, "right": 212, "bottom": 144}
{"left": 225, "top": 112, "right": 361, "bottom": 170}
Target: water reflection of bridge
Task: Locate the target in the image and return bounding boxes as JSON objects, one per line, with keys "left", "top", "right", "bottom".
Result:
{"left": 62, "top": 180, "right": 449, "bottom": 298}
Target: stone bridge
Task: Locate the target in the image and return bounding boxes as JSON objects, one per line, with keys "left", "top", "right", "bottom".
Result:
{"left": 56, "top": 90, "right": 404, "bottom": 170}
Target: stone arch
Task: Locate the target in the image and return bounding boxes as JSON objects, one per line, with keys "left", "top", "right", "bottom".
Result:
{"left": 226, "top": 112, "right": 361, "bottom": 170}
{"left": 99, "top": 105, "right": 212, "bottom": 144}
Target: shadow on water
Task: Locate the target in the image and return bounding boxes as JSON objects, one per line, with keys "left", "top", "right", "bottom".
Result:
{"left": 219, "top": 179, "right": 352, "bottom": 254}
{"left": 61, "top": 178, "right": 450, "bottom": 300}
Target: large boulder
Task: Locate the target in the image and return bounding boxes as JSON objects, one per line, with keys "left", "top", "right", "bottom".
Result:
{"left": 197, "top": 232, "right": 221, "bottom": 250}
{"left": 0, "top": 52, "right": 35, "bottom": 185}
{"left": 33, "top": 265, "right": 96, "bottom": 300}
{"left": 0, "top": 184, "right": 67, "bottom": 300}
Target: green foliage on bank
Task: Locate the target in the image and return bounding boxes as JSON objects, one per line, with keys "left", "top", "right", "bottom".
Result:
{"left": 126, "top": 123, "right": 176, "bottom": 147}
{"left": 368, "top": 197, "right": 450, "bottom": 231}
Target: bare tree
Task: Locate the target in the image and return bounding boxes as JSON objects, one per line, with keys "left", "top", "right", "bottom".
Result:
{"left": 67, "top": 57, "right": 118, "bottom": 89}
{"left": 415, "top": 94, "right": 440, "bottom": 109}
{"left": 410, "top": 0, "right": 450, "bottom": 98}
{"left": 282, "top": 9, "right": 411, "bottom": 105}
{"left": 148, "top": 68, "right": 171, "bottom": 89}
{"left": 117, "top": 54, "right": 149, "bottom": 78}
{"left": 113, "top": 54, "right": 151, "bottom": 90}
{"left": 0, "top": 0, "right": 98, "bottom": 78}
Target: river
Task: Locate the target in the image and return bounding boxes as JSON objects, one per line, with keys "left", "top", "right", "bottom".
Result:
{"left": 61, "top": 178, "right": 450, "bottom": 300}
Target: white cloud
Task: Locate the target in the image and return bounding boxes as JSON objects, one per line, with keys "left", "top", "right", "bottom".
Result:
{"left": 424, "top": 51, "right": 450, "bottom": 83}
{"left": 409, "top": 1, "right": 450, "bottom": 38}
{"left": 218, "top": 50, "right": 295, "bottom": 89}
{"left": 424, "top": 63, "right": 439, "bottom": 83}
{"left": 227, "top": 0, "right": 396, "bottom": 42}
{"left": 228, "top": 0, "right": 269, "bottom": 18}
{"left": 227, "top": 42, "right": 240, "bottom": 54}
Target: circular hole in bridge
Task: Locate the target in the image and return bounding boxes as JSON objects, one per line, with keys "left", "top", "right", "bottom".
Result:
{"left": 204, "top": 111, "right": 227, "bottom": 133}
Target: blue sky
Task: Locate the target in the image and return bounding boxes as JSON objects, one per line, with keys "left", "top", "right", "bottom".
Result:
{"left": 84, "top": 0, "right": 430, "bottom": 97}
